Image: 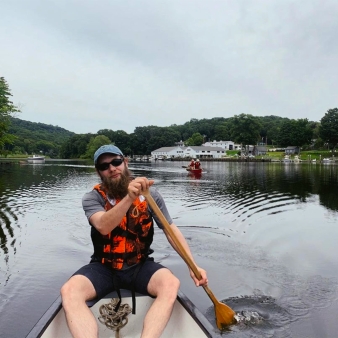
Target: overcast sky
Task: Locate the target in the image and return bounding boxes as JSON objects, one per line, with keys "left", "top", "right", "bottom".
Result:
{"left": 2, "top": 0, "right": 337, "bottom": 134}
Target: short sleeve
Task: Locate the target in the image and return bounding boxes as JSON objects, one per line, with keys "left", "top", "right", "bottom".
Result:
{"left": 82, "top": 190, "right": 105, "bottom": 223}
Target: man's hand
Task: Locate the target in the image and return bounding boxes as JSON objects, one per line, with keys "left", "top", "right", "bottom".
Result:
{"left": 190, "top": 267, "right": 208, "bottom": 287}
{"left": 128, "top": 177, "right": 154, "bottom": 200}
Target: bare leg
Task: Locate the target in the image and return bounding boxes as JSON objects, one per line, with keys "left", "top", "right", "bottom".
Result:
{"left": 60, "top": 275, "right": 98, "bottom": 338}
{"left": 141, "top": 268, "right": 180, "bottom": 338}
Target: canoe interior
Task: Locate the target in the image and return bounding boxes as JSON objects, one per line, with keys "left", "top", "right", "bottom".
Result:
{"left": 27, "top": 290, "right": 218, "bottom": 338}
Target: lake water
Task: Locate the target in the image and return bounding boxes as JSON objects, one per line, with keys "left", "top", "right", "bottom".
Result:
{"left": 1, "top": 160, "right": 338, "bottom": 338}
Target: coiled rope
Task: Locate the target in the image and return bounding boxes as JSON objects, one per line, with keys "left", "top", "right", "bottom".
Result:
{"left": 98, "top": 298, "right": 132, "bottom": 338}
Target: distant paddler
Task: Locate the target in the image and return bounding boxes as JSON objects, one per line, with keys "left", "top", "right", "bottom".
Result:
{"left": 194, "top": 159, "right": 201, "bottom": 170}
{"left": 188, "top": 158, "right": 196, "bottom": 170}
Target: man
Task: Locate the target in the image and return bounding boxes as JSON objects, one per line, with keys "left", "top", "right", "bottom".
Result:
{"left": 194, "top": 159, "right": 201, "bottom": 170}
{"left": 189, "top": 158, "right": 195, "bottom": 170}
{"left": 60, "top": 144, "right": 208, "bottom": 338}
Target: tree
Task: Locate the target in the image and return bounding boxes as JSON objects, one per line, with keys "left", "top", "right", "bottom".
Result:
{"left": 59, "top": 133, "right": 94, "bottom": 159}
{"left": 319, "top": 108, "right": 338, "bottom": 152}
{"left": 228, "top": 114, "right": 262, "bottom": 147}
{"left": 97, "top": 129, "right": 133, "bottom": 156}
{"left": 214, "top": 123, "right": 231, "bottom": 141}
{"left": 277, "top": 119, "right": 312, "bottom": 148}
{"left": 0, "top": 77, "right": 20, "bottom": 150}
{"left": 258, "top": 115, "right": 288, "bottom": 146}
{"left": 84, "top": 135, "right": 112, "bottom": 159}
{"left": 185, "top": 132, "right": 204, "bottom": 146}
{"left": 133, "top": 126, "right": 181, "bottom": 154}
{"left": 292, "top": 119, "right": 313, "bottom": 147}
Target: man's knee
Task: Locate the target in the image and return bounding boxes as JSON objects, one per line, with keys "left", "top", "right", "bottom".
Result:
{"left": 157, "top": 273, "right": 180, "bottom": 299}
{"left": 60, "top": 275, "right": 95, "bottom": 308}
{"left": 60, "top": 279, "right": 77, "bottom": 307}
{"left": 60, "top": 280, "right": 72, "bottom": 300}
{"left": 167, "top": 274, "right": 180, "bottom": 293}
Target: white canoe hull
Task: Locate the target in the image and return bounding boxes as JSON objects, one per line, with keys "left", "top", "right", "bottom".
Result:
{"left": 27, "top": 290, "right": 217, "bottom": 338}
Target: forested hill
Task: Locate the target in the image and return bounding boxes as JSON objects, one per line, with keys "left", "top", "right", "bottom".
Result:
{"left": 4, "top": 112, "right": 333, "bottom": 159}
{"left": 8, "top": 117, "right": 75, "bottom": 157}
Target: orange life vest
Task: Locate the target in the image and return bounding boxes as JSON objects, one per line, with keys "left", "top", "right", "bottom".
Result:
{"left": 91, "top": 184, "right": 154, "bottom": 270}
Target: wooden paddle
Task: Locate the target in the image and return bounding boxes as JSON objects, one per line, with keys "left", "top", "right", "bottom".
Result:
{"left": 142, "top": 189, "right": 237, "bottom": 329}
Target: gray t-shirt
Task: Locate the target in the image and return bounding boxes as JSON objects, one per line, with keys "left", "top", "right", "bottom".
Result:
{"left": 82, "top": 186, "right": 172, "bottom": 229}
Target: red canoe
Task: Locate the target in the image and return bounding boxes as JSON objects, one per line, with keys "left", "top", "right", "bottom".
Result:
{"left": 186, "top": 168, "right": 202, "bottom": 174}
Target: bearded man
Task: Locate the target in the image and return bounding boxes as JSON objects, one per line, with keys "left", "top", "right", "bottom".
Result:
{"left": 60, "top": 144, "right": 208, "bottom": 338}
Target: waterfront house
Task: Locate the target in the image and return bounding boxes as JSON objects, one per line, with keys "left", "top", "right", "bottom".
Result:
{"left": 183, "top": 146, "right": 225, "bottom": 159}
{"left": 253, "top": 146, "right": 268, "bottom": 156}
{"left": 285, "top": 146, "right": 300, "bottom": 154}
{"left": 150, "top": 146, "right": 184, "bottom": 160}
{"left": 151, "top": 145, "right": 225, "bottom": 159}
{"left": 202, "top": 140, "right": 242, "bottom": 151}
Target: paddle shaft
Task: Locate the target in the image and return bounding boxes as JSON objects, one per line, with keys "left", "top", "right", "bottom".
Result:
{"left": 142, "top": 190, "right": 202, "bottom": 279}
{"left": 142, "top": 190, "right": 229, "bottom": 310}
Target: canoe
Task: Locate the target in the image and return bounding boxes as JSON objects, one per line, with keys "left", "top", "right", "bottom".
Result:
{"left": 26, "top": 289, "right": 218, "bottom": 338}
{"left": 186, "top": 168, "right": 202, "bottom": 174}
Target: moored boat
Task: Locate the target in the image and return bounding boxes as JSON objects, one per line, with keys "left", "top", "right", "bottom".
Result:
{"left": 26, "top": 289, "right": 217, "bottom": 338}
{"left": 322, "top": 158, "right": 333, "bottom": 163}
{"left": 293, "top": 155, "right": 300, "bottom": 163}
{"left": 282, "top": 155, "right": 291, "bottom": 163}
{"left": 27, "top": 155, "right": 45, "bottom": 163}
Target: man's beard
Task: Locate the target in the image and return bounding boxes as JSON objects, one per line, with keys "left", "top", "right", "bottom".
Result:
{"left": 101, "top": 168, "right": 132, "bottom": 200}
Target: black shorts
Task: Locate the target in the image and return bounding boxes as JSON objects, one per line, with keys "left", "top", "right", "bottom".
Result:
{"left": 73, "top": 258, "right": 166, "bottom": 301}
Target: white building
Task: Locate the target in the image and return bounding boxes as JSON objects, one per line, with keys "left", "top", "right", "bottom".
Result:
{"left": 151, "top": 146, "right": 225, "bottom": 159}
{"left": 202, "top": 140, "right": 241, "bottom": 151}
{"left": 183, "top": 146, "right": 225, "bottom": 159}
{"left": 150, "top": 146, "right": 184, "bottom": 160}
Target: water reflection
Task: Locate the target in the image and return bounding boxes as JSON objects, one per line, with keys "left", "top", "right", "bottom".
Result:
{"left": 162, "top": 162, "right": 338, "bottom": 226}
{"left": 0, "top": 163, "right": 93, "bottom": 265}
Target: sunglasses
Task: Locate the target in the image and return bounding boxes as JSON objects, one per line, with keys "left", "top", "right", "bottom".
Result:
{"left": 96, "top": 158, "right": 124, "bottom": 171}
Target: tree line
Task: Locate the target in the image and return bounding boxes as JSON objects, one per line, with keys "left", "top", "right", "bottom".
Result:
{"left": 45, "top": 110, "right": 338, "bottom": 159}
{"left": 1, "top": 77, "right": 338, "bottom": 159}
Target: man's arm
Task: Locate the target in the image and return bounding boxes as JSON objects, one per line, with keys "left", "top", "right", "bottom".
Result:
{"left": 88, "top": 177, "right": 154, "bottom": 235}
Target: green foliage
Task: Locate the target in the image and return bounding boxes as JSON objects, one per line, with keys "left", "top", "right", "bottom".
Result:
{"left": 276, "top": 119, "right": 313, "bottom": 147}
{"left": 185, "top": 132, "right": 204, "bottom": 146}
{"left": 258, "top": 115, "right": 289, "bottom": 146}
{"left": 229, "top": 114, "right": 262, "bottom": 145}
{"left": 98, "top": 129, "right": 133, "bottom": 155}
{"left": 214, "top": 123, "right": 231, "bottom": 141}
{"left": 84, "top": 135, "right": 112, "bottom": 160}
{"left": 59, "top": 133, "right": 94, "bottom": 159}
{"left": 0, "top": 77, "right": 20, "bottom": 149}
{"left": 177, "top": 117, "right": 228, "bottom": 141}
{"left": 133, "top": 126, "right": 181, "bottom": 154}
{"left": 9, "top": 117, "right": 74, "bottom": 157}
{"left": 319, "top": 108, "right": 338, "bottom": 151}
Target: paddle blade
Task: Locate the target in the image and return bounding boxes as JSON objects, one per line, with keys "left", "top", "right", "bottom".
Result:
{"left": 203, "top": 285, "right": 236, "bottom": 329}
{"left": 214, "top": 301, "right": 237, "bottom": 329}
